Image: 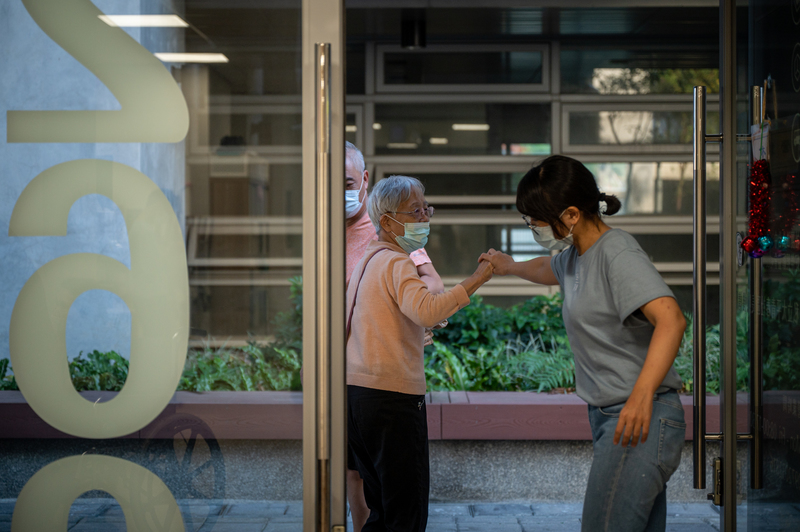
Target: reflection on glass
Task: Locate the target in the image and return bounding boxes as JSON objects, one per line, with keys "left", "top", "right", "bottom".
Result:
{"left": 569, "top": 110, "right": 720, "bottom": 146}
{"left": 415, "top": 172, "right": 524, "bottom": 198}
{"left": 631, "top": 234, "right": 720, "bottom": 263}
{"left": 561, "top": 49, "right": 719, "bottom": 94}
{"left": 384, "top": 51, "right": 543, "bottom": 85}
{"left": 3, "top": 0, "right": 307, "bottom": 527}
{"left": 412, "top": 163, "right": 720, "bottom": 216}
{"left": 346, "top": 113, "right": 357, "bottom": 144}
{"left": 374, "top": 104, "right": 550, "bottom": 155}
{"left": 185, "top": 159, "right": 302, "bottom": 343}
{"left": 208, "top": 112, "right": 302, "bottom": 148}
{"left": 12, "top": 455, "right": 184, "bottom": 532}
{"left": 347, "top": 43, "right": 366, "bottom": 94}
{"left": 426, "top": 223, "right": 547, "bottom": 276}
{"left": 584, "top": 162, "right": 720, "bottom": 215}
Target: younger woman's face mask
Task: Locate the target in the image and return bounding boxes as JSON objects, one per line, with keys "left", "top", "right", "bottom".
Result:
{"left": 385, "top": 215, "right": 429, "bottom": 254}
{"left": 345, "top": 177, "right": 365, "bottom": 219}
{"left": 531, "top": 209, "right": 574, "bottom": 251}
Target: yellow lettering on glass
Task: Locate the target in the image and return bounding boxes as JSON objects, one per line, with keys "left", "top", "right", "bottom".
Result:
{"left": 12, "top": 455, "right": 184, "bottom": 532}
{"left": 7, "top": 0, "right": 189, "bottom": 143}
{"left": 9, "top": 159, "right": 189, "bottom": 439}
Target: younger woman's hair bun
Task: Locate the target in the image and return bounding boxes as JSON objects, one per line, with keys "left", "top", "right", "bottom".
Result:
{"left": 598, "top": 192, "right": 621, "bottom": 216}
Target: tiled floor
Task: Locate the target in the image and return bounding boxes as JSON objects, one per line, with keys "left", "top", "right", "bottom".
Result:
{"left": 0, "top": 499, "right": 736, "bottom": 531}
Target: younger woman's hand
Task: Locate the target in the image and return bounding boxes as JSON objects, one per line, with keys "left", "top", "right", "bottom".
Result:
{"left": 613, "top": 387, "right": 653, "bottom": 447}
{"left": 479, "top": 249, "right": 514, "bottom": 276}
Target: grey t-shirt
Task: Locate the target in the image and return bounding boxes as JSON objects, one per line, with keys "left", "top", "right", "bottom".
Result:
{"left": 550, "top": 228, "right": 683, "bottom": 407}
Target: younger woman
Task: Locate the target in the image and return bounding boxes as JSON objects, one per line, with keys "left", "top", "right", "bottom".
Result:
{"left": 480, "top": 155, "right": 686, "bottom": 532}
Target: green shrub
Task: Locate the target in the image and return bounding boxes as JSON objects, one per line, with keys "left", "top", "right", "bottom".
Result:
{"left": 270, "top": 276, "right": 303, "bottom": 354}
{"left": 0, "top": 358, "right": 17, "bottom": 391}
{"left": 507, "top": 335, "right": 576, "bottom": 393}
{"left": 179, "top": 342, "right": 301, "bottom": 392}
{"left": 673, "top": 312, "right": 749, "bottom": 394}
{"left": 424, "top": 334, "right": 575, "bottom": 393}
{"left": 432, "top": 293, "right": 565, "bottom": 351}
{"left": 70, "top": 350, "right": 130, "bottom": 391}
{"left": 4, "top": 270, "right": 800, "bottom": 395}
{"left": 425, "top": 342, "right": 518, "bottom": 392}
{"left": 762, "top": 269, "right": 800, "bottom": 391}
{"left": 0, "top": 350, "right": 130, "bottom": 392}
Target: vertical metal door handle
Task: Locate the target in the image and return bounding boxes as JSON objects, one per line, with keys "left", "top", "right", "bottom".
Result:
{"left": 749, "top": 85, "right": 764, "bottom": 490}
{"left": 315, "top": 42, "right": 332, "bottom": 532}
{"left": 692, "top": 85, "right": 708, "bottom": 490}
{"left": 315, "top": 42, "right": 332, "bottom": 459}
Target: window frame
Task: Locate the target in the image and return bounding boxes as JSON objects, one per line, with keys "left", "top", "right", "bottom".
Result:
{"left": 376, "top": 43, "right": 551, "bottom": 94}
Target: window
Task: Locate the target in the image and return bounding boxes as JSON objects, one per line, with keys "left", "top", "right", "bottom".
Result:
{"left": 374, "top": 103, "right": 551, "bottom": 155}
{"left": 378, "top": 44, "right": 549, "bottom": 92}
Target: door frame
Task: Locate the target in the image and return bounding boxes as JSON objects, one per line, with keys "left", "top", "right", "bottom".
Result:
{"left": 301, "top": 0, "right": 347, "bottom": 530}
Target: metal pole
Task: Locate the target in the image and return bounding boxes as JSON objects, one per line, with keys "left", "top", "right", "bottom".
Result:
{"left": 303, "top": 3, "right": 345, "bottom": 528}
{"left": 315, "top": 43, "right": 332, "bottom": 532}
{"left": 692, "top": 85, "right": 708, "bottom": 490}
{"left": 719, "top": 0, "right": 740, "bottom": 526}
{"left": 749, "top": 84, "right": 764, "bottom": 491}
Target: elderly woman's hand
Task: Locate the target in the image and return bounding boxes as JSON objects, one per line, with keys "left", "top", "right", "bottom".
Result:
{"left": 474, "top": 259, "right": 494, "bottom": 282}
{"left": 458, "top": 259, "right": 493, "bottom": 297}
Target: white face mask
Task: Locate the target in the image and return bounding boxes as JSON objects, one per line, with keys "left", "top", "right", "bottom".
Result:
{"left": 345, "top": 177, "right": 365, "bottom": 219}
{"left": 531, "top": 209, "right": 574, "bottom": 251}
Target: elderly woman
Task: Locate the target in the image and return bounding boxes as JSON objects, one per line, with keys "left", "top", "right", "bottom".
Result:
{"left": 346, "top": 175, "right": 493, "bottom": 531}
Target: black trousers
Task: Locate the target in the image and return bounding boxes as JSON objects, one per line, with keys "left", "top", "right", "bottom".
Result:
{"left": 347, "top": 385, "right": 429, "bottom": 532}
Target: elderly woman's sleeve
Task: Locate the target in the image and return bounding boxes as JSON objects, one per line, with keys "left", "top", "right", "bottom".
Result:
{"left": 391, "top": 257, "right": 470, "bottom": 328}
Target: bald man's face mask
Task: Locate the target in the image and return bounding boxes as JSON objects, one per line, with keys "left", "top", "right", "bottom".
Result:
{"left": 345, "top": 177, "right": 364, "bottom": 219}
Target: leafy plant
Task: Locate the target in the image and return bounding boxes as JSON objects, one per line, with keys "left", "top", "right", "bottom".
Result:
{"left": 508, "top": 335, "right": 575, "bottom": 393}
{"left": 178, "top": 342, "right": 301, "bottom": 392}
{"left": 270, "top": 276, "right": 303, "bottom": 354}
{"left": 431, "top": 293, "right": 565, "bottom": 352}
{"left": 0, "top": 358, "right": 17, "bottom": 391}
{"left": 425, "top": 341, "right": 520, "bottom": 392}
{"left": 762, "top": 269, "right": 800, "bottom": 391}
{"left": 673, "top": 310, "right": 750, "bottom": 394}
{"left": 4, "top": 270, "right": 800, "bottom": 395}
{"left": 69, "top": 350, "right": 130, "bottom": 392}
{"left": 0, "top": 350, "right": 130, "bottom": 392}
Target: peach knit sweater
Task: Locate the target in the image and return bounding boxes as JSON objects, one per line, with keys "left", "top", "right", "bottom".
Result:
{"left": 346, "top": 240, "right": 471, "bottom": 395}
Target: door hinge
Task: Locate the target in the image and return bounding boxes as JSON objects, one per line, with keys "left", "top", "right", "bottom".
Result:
{"left": 708, "top": 457, "right": 723, "bottom": 506}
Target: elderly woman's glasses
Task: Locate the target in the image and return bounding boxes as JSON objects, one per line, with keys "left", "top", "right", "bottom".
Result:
{"left": 391, "top": 205, "right": 434, "bottom": 220}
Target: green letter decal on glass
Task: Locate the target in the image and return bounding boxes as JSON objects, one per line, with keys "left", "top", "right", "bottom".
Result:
{"left": 12, "top": 455, "right": 184, "bottom": 532}
{"left": 7, "top": 0, "right": 189, "bottom": 143}
{"left": 9, "top": 160, "right": 189, "bottom": 439}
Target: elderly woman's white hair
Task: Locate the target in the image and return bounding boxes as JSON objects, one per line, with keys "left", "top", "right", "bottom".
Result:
{"left": 367, "top": 175, "right": 425, "bottom": 233}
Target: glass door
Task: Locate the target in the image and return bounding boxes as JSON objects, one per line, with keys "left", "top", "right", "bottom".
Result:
{"left": 743, "top": 0, "right": 800, "bottom": 530}
{"left": 696, "top": 1, "right": 759, "bottom": 530}
{"left": 698, "top": 1, "right": 800, "bottom": 530}
{"left": 0, "top": 0, "right": 345, "bottom": 530}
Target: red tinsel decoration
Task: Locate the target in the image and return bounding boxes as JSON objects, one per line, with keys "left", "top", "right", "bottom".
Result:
{"left": 742, "top": 159, "right": 772, "bottom": 258}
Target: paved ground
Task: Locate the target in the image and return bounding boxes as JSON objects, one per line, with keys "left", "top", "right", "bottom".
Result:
{"left": 0, "top": 499, "right": 723, "bottom": 531}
